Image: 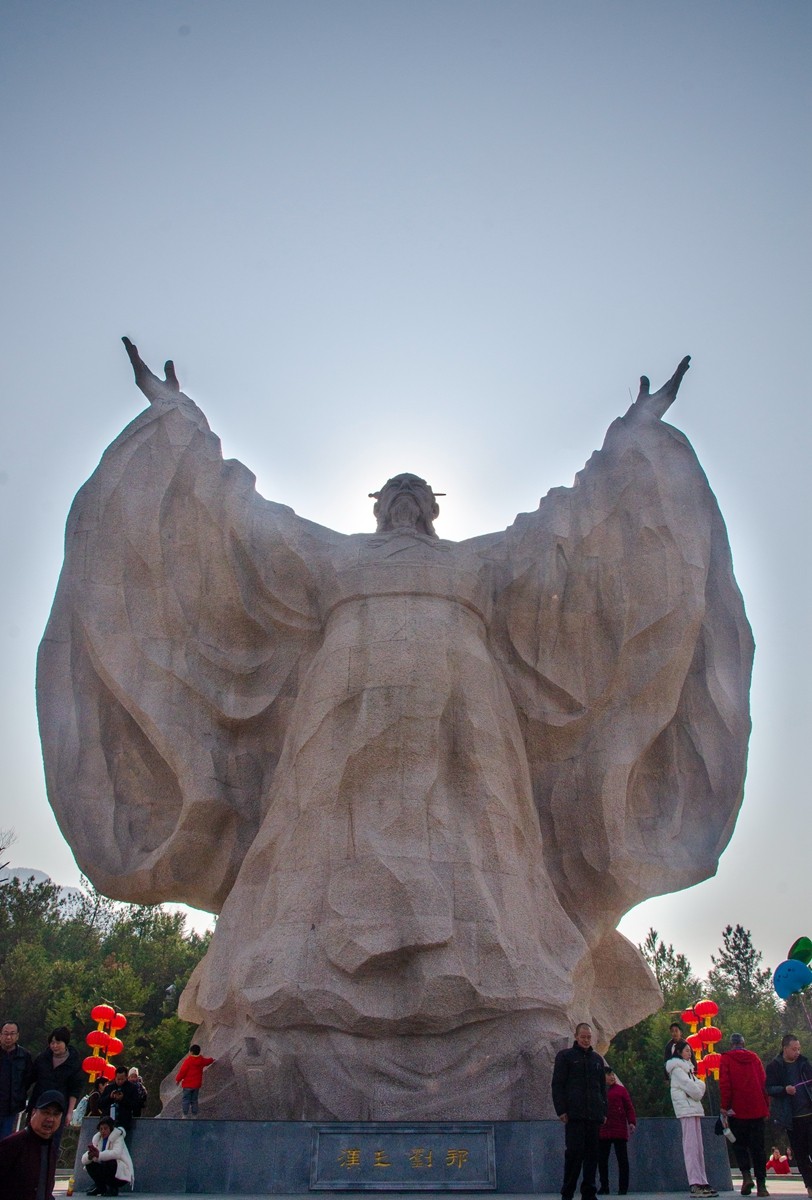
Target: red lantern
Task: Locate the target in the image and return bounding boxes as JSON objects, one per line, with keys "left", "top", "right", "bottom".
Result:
{"left": 681, "top": 1007, "right": 698, "bottom": 1028}
{"left": 106, "top": 1036, "right": 124, "bottom": 1057}
{"left": 85, "top": 1030, "right": 110, "bottom": 1049}
{"left": 109, "top": 1013, "right": 128, "bottom": 1031}
{"left": 693, "top": 999, "right": 719, "bottom": 1019}
{"left": 700, "top": 1025, "right": 722, "bottom": 1045}
{"left": 695, "top": 1058, "right": 708, "bottom": 1077}
{"left": 83, "top": 1054, "right": 103, "bottom": 1075}
{"left": 686, "top": 1032, "right": 704, "bottom": 1051}
{"left": 100, "top": 1061, "right": 117, "bottom": 1080}
{"left": 90, "top": 1003, "right": 115, "bottom": 1023}
{"left": 703, "top": 1052, "right": 722, "bottom": 1071}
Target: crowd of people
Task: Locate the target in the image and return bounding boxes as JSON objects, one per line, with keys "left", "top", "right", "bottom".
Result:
{"left": 551, "top": 1021, "right": 812, "bottom": 1200}
{"left": 2, "top": 1012, "right": 811, "bottom": 1199}
{"left": 0, "top": 1020, "right": 215, "bottom": 1199}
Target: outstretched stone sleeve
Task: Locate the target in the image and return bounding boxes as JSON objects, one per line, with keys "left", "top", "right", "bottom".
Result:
{"left": 490, "top": 404, "right": 753, "bottom": 952}
{"left": 37, "top": 397, "right": 323, "bottom": 911}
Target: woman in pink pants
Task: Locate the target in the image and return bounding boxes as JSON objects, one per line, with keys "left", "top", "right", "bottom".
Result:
{"left": 667, "top": 1045, "right": 718, "bottom": 1197}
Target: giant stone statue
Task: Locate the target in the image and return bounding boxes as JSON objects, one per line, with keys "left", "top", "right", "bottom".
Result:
{"left": 37, "top": 341, "right": 753, "bottom": 1119}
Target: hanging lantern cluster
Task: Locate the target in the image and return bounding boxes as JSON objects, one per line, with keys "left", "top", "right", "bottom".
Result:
{"left": 82, "top": 1003, "right": 128, "bottom": 1083}
{"left": 680, "top": 998, "right": 722, "bottom": 1079}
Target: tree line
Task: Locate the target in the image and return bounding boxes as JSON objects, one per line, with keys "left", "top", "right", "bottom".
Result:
{"left": 0, "top": 870, "right": 210, "bottom": 1117}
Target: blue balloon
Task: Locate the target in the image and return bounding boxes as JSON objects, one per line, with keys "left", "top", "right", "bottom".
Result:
{"left": 774, "top": 959, "right": 812, "bottom": 1000}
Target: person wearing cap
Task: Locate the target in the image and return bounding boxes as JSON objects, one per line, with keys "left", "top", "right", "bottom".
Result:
{"left": 126, "top": 1068, "right": 147, "bottom": 1119}
{"left": 0, "top": 1089, "right": 63, "bottom": 1200}
{"left": 720, "top": 1032, "right": 770, "bottom": 1198}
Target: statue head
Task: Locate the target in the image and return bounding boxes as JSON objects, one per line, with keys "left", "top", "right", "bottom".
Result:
{"left": 369, "top": 474, "right": 443, "bottom": 538}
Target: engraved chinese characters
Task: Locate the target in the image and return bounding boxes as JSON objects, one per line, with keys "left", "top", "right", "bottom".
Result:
{"left": 37, "top": 351, "right": 753, "bottom": 1120}
{"left": 313, "top": 1126, "right": 493, "bottom": 1189}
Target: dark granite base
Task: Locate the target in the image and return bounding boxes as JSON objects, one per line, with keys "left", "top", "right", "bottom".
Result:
{"left": 73, "top": 1117, "right": 733, "bottom": 1194}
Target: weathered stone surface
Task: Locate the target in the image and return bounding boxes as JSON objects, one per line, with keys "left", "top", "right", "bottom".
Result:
{"left": 38, "top": 348, "right": 753, "bottom": 1119}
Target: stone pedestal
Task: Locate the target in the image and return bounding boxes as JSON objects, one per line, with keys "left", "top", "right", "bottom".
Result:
{"left": 73, "top": 1117, "right": 733, "bottom": 1194}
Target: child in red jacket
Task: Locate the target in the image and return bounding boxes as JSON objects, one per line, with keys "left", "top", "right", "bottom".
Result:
{"left": 598, "top": 1065, "right": 637, "bottom": 1194}
{"left": 765, "top": 1148, "right": 790, "bottom": 1176}
{"left": 175, "top": 1044, "right": 215, "bottom": 1117}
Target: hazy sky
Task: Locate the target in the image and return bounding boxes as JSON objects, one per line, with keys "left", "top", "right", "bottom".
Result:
{"left": 2, "top": 1, "right": 810, "bottom": 981}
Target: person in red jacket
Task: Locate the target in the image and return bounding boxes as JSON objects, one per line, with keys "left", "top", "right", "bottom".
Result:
{"left": 765, "top": 1147, "right": 791, "bottom": 1176}
{"left": 174, "top": 1044, "right": 215, "bottom": 1117}
{"left": 719, "top": 1033, "right": 770, "bottom": 1198}
{"left": 598, "top": 1066, "right": 637, "bottom": 1195}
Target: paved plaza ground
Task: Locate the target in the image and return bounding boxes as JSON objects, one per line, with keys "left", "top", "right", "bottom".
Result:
{"left": 52, "top": 1174, "right": 811, "bottom": 1199}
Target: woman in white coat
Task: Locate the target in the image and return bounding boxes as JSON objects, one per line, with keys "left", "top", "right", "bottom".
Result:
{"left": 81, "top": 1117, "right": 134, "bottom": 1196}
{"left": 667, "top": 1044, "right": 717, "bottom": 1198}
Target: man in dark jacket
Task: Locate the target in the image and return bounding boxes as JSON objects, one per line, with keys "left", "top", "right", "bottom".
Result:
{"left": 765, "top": 1034, "right": 812, "bottom": 1197}
{"left": 0, "top": 1089, "right": 63, "bottom": 1200}
{"left": 719, "top": 1033, "right": 769, "bottom": 1197}
{"left": 99, "top": 1067, "right": 140, "bottom": 1134}
{"left": 552, "top": 1022, "right": 607, "bottom": 1200}
{"left": 0, "top": 1021, "right": 34, "bottom": 1140}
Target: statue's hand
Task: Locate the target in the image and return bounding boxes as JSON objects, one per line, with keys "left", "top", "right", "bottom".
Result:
{"left": 122, "top": 336, "right": 181, "bottom": 405}
{"left": 634, "top": 355, "right": 690, "bottom": 419}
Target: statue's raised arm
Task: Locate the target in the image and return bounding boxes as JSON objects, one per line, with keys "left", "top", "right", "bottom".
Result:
{"left": 632, "top": 353, "right": 691, "bottom": 419}
{"left": 122, "top": 335, "right": 183, "bottom": 406}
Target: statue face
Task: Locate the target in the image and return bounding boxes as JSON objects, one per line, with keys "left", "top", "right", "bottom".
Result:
{"left": 372, "top": 473, "right": 440, "bottom": 537}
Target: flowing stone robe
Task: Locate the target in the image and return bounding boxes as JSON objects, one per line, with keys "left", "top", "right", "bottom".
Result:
{"left": 37, "top": 384, "right": 753, "bottom": 1119}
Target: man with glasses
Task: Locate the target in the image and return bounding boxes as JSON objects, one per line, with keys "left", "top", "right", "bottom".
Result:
{"left": 0, "top": 1022, "right": 34, "bottom": 1141}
